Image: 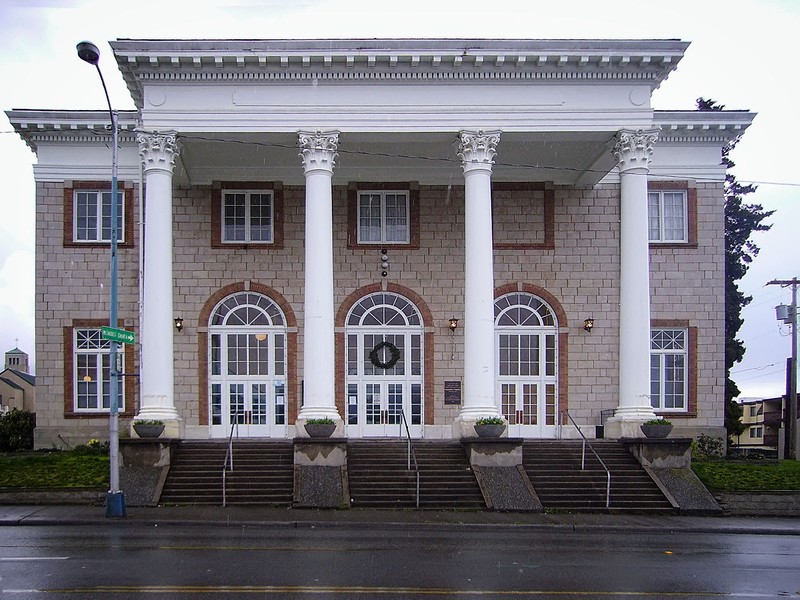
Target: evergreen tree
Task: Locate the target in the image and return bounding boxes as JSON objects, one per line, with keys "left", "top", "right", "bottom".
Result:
{"left": 697, "top": 98, "right": 773, "bottom": 441}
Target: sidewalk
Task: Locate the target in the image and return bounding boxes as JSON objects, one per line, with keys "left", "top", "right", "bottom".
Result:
{"left": 2, "top": 504, "right": 799, "bottom": 535}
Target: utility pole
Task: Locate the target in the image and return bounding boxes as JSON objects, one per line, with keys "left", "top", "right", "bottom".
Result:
{"left": 769, "top": 278, "right": 798, "bottom": 460}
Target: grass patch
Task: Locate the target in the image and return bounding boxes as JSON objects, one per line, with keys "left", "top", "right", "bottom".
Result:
{"left": 0, "top": 452, "right": 109, "bottom": 488}
{"left": 692, "top": 459, "right": 800, "bottom": 492}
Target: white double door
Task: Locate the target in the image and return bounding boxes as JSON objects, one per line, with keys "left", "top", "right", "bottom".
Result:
{"left": 497, "top": 331, "right": 558, "bottom": 438}
{"left": 345, "top": 332, "right": 423, "bottom": 438}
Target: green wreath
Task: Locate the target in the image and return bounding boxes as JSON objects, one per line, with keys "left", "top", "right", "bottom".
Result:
{"left": 369, "top": 341, "right": 401, "bottom": 370}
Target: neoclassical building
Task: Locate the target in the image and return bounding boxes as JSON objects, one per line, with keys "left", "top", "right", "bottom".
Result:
{"left": 7, "top": 38, "right": 753, "bottom": 447}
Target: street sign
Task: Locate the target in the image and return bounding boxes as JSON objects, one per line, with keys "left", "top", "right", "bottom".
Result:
{"left": 101, "top": 326, "right": 136, "bottom": 345}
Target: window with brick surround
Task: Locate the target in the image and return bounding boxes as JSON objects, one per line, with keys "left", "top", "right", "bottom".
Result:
{"left": 222, "top": 189, "right": 274, "bottom": 243}
{"left": 64, "top": 182, "right": 134, "bottom": 247}
{"left": 347, "top": 183, "right": 419, "bottom": 249}
{"left": 357, "top": 190, "right": 409, "bottom": 244}
{"left": 650, "top": 328, "right": 688, "bottom": 412}
{"left": 648, "top": 190, "right": 687, "bottom": 243}
{"left": 72, "top": 328, "right": 124, "bottom": 413}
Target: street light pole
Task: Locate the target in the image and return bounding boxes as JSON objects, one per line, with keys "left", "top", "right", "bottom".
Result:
{"left": 769, "top": 277, "right": 799, "bottom": 460}
{"left": 77, "top": 41, "right": 125, "bottom": 517}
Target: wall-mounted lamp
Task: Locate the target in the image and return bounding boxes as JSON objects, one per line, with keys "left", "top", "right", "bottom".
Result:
{"left": 174, "top": 317, "right": 184, "bottom": 332}
{"left": 583, "top": 318, "right": 594, "bottom": 333}
{"left": 448, "top": 317, "right": 459, "bottom": 332}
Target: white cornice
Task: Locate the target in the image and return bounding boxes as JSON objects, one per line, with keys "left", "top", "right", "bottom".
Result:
{"left": 112, "top": 38, "right": 689, "bottom": 109}
{"left": 653, "top": 110, "right": 755, "bottom": 144}
{"left": 5, "top": 110, "right": 140, "bottom": 152}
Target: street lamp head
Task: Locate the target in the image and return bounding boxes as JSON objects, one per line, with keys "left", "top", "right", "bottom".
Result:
{"left": 76, "top": 41, "right": 100, "bottom": 65}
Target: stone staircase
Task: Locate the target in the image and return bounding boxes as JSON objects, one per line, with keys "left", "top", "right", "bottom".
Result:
{"left": 523, "top": 440, "right": 675, "bottom": 513}
{"left": 347, "top": 440, "right": 486, "bottom": 509}
{"left": 159, "top": 440, "right": 294, "bottom": 506}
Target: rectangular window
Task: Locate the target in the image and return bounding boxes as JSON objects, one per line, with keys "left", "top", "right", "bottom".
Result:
{"left": 73, "top": 328, "right": 123, "bottom": 412}
{"left": 74, "top": 190, "right": 124, "bottom": 243}
{"left": 648, "top": 190, "right": 687, "bottom": 243}
{"left": 222, "top": 190, "right": 274, "bottom": 243}
{"left": 650, "top": 329, "right": 687, "bottom": 411}
{"left": 358, "top": 191, "right": 409, "bottom": 244}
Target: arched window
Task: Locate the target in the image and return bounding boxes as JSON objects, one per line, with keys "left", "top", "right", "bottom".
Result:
{"left": 208, "top": 292, "right": 287, "bottom": 437}
{"left": 345, "top": 292, "right": 424, "bottom": 437}
{"left": 495, "top": 292, "right": 559, "bottom": 438}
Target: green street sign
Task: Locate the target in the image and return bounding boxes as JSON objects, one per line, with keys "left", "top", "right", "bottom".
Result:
{"left": 101, "top": 326, "right": 136, "bottom": 345}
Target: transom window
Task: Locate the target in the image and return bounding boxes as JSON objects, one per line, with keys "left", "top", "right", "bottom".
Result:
{"left": 73, "top": 328, "right": 124, "bottom": 412}
{"left": 650, "top": 329, "right": 687, "bottom": 411}
{"left": 74, "top": 190, "right": 124, "bottom": 243}
{"left": 495, "top": 293, "right": 556, "bottom": 328}
{"left": 222, "top": 190, "right": 274, "bottom": 243}
{"left": 648, "top": 190, "right": 687, "bottom": 243}
{"left": 358, "top": 191, "right": 409, "bottom": 244}
{"left": 210, "top": 292, "right": 286, "bottom": 327}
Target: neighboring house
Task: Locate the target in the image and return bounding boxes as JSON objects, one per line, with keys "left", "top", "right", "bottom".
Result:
{"left": 0, "top": 348, "right": 35, "bottom": 413}
{"left": 738, "top": 396, "right": 784, "bottom": 453}
{"left": 6, "top": 38, "right": 753, "bottom": 448}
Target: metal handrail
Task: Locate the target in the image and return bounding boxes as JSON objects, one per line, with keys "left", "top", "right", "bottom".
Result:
{"left": 398, "top": 409, "right": 420, "bottom": 508}
{"left": 563, "top": 411, "right": 611, "bottom": 509}
{"left": 222, "top": 417, "right": 239, "bottom": 507}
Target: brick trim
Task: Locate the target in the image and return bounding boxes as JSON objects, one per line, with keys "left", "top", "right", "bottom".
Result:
{"left": 196, "top": 283, "right": 298, "bottom": 426}
{"left": 63, "top": 319, "right": 135, "bottom": 419}
{"left": 492, "top": 182, "right": 555, "bottom": 250}
{"left": 495, "top": 283, "right": 570, "bottom": 421}
{"left": 210, "top": 181, "right": 284, "bottom": 250}
{"left": 336, "top": 283, "right": 434, "bottom": 425}
{"left": 647, "top": 180, "right": 698, "bottom": 248}
{"left": 63, "top": 181, "right": 135, "bottom": 248}
{"left": 651, "top": 319, "right": 697, "bottom": 418}
{"left": 346, "top": 182, "right": 421, "bottom": 249}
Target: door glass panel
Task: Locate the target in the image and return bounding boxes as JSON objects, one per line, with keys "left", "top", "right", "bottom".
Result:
{"left": 274, "top": 382, "right": 285, "bottom": 425}
{"left": 229, "top": 383, "right": 245, "bottom": 424}
{"left": 211, "top": 383, "right": 222, "bottom": 425}
{"left": 252, "top": 384, "right": 268, "bottom": 425}
{"left": 501, "top": 383, "right": 517, "bottom": 424}
{"left": 545, "top": 384, "right": 556, "bottom": 425}
{"left": 365, "top": 383, "right": 381, "bottom": 425}
{"left": 411, "top": 384, "right": 422, "bottom": 425}
{"left": 347, "top": 383, "right": 358, "bottom": 425}
{"left": 522, "top": 384, "right": 537, "bottom": 425}
{"left": 387, "top": 384, "right": 403, "bottom": 425}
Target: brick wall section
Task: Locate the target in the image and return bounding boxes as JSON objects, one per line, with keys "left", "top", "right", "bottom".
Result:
{"left": 33, "top": 177, "right": 725, "bottom": 444}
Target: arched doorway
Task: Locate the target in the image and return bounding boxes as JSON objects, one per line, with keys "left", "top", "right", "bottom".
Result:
{"left": 495, "top": 292, "right": 559, "bottom": 438}
{"left": 345, "top": 291, "right": 425, "bottom": 437}
{"left": 208, "top": 291, "right": 288, "bottom": 438}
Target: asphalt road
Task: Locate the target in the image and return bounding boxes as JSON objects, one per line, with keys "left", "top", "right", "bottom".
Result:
{"left": 1, "top": 523, "right": 799, "bottom": 598}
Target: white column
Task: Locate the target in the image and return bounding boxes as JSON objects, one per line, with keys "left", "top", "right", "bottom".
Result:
{"left": 606, "top": 129, "right": 659, "bottom": 438}
{"left": 136, "top": 130, "right": 180, "bottom": 426}
{"left": 297, "top": 131, "right": 342, "bottom": 429}
{"left": 455, "top": 130, "right": 502, "bottom": 436}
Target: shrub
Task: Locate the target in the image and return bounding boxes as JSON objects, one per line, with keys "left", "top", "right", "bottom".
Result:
{"left": 693, "top": 433, "right": 724, "bottom": 459}
{"left": 475, "top": 416, "right": 505, "bottom": 426}
{"left": 306, "top": 418, "right": 335, "bottom": 425}
{"left": 0, "top": 409, "right": 36, "bottom": 451}
{"left": 644, "top": 418, "right": 672, "bottom": 426}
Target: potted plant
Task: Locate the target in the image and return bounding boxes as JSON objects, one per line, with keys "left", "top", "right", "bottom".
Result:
{"left": 304, "top": 418, "right": 337, "bottom": 438}
{"left": 133, "top": 419, "right": 165, "bottom": 439}
{"left": 641, "top": 418, "right": 672, "bottom": 439}
{"left": 474, "top": 416, "right": 506, "bottom": 438}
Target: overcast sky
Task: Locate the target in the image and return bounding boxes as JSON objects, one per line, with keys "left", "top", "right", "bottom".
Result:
{"left": 0, "top": 0, "right": 797, "bottom": 400}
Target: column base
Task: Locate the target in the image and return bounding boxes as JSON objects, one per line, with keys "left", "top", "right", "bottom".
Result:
{"left": 604, "top": 407, "right": 657, "bottom": 439}
{"left": 131, "top": 416, "right": 182, "bottom": 439}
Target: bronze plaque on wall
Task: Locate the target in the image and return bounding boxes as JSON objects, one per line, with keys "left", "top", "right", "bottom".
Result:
{"left": 444, "top": 380, "right": 462, "bottom": 405}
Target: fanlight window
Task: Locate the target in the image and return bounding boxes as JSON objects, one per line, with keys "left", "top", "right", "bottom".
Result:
{"left": 495, "top": 293, "right": 556, "bottom": 327}
{"left": 346, "top": 292, "right": 422, "bottom": 327}
{"left": 210, "top": 292, "right": 286, "bottom": 327}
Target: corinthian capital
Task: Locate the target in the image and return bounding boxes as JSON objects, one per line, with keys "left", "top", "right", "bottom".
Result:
{"left": 298, "top": 130, "right": 339, "bottom": 174}
{"left": 612, "top": 129, "right": 659, "bottom": 173}
{"left": 137, "top": 130, "right": 179, "bottom": 174}
{"left": 458, "top": 130, "right": 501, "bottom": 173}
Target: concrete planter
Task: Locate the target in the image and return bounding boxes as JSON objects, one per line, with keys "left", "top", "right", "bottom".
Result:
{"left": 474, "top": 424, "right": 506, "bottom": 438}
{"left": 133, "top": 423, "right": 165, "bottom": 439}
{"left": 640, "top": 423, "right": 673, "bottom": 439}
{"left": 304, "top": 423, "right": 336, "bottom": 438}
